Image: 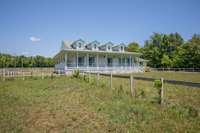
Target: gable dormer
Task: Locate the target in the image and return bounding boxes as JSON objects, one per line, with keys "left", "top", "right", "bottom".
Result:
{"left": 71, "top": 39, "right": 85, "bottom": 50}
{"left": 61, "top": 40, "right": 73, "bottom": 50}
{"left": 112, "top": 43, "right": 125, "bottom": 52}
{"left": 99, "top": 42, "right": 113, "bottom": 51}
{"left": 85, "top": 40, "right": 100, "bottom": 50}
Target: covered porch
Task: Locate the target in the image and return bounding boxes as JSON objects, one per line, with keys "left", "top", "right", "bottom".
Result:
{"left": 54, "top": 49, "right": 144, "bottom": 73}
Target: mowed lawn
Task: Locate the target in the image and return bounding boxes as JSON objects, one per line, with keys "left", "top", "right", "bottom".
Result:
{"left": 0, "top": 72, "right": 200, "bottom": 133}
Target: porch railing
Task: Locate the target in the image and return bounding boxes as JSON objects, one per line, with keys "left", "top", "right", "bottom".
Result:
{"left": 55, "top": 65, "right": 144, "bottom": 74}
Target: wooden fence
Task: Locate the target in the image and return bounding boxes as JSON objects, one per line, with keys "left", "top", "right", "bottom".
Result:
{"left": 0, "top": 68, "right": 56, "bottom": 80}
{"left": 1, "top": 68, "right": 200, "bottom": 104}
{"left": 81, "top": 71, "right": 200, "bottom": 105}
{"left": 151, "top": 68, "right": 200, "bottom": 72}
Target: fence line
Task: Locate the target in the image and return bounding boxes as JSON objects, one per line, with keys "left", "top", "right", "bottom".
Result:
{"left": 83, "top": 72, "right": 200, "bottom": 88}
{"left": 81, "top": 71, "right": 200, "bottom": 105}
{"left": 151, "top": 68, "right": 200, "bottom": 72}
{"left": 0, "top": 68, "right": 59, "bottom": 80}
{"left": 83, "top": 71, "right": 165, "bottom": 104}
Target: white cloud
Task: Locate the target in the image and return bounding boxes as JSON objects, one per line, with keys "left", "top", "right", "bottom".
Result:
{"left": 29, "top": 36, "right": 41, "bottom": 42}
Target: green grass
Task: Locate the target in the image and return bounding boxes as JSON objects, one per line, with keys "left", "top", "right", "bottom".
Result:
{"left": 0, "top": 72, "right": 200, "bottom": 133}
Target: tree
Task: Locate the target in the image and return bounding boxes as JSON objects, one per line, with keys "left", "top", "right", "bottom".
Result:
{"left": 161, "top": 54, "right": 172, "bottom": 68}
{"left": 0, "top": 53, "right": 54, "bottom": 68}
{"left": 182, "top": 34, "right": 200, "bottom": 68}
{"left": 142, "top": 32, "right": 185, "bottom": 68}
{"left": 126, "top": 42, "right": 140, "bottom": 52}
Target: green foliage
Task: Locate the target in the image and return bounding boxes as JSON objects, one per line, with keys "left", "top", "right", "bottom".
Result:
{"left": 0, "top": 53, "right": 54, "bottom": 68}
{"left": 153, "top": 79, "right": 163, "bottom": 104}
{"left": 142, "top": 33, "right": 200, "bottom": 68}
{"left": 154, "top": 79, "right": 162, "bottom": 89}
{"left": 115, "top": 84, "right": 124, "bottom": 96}
{"left": 72, "top": 69, "right": 80, "bottom": 78}
{"left": 125, "top": 42, "right": 141, "bottom": 52}
{"left": 161, "top": 54, "right": 172, "bottom": 68}
{"left": 138, "top": 90, "right": 145, "bottom": 98}
{"left": 181, "top": 34, "right": 200, "bottom": 68}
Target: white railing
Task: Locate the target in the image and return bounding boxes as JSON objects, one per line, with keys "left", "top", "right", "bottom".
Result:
{"left": 55, "top": 65, "right": 144, "bottom": 74}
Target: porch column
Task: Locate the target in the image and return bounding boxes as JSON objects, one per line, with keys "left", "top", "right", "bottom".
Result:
{"left": 125, "top": 57, "right": 127, "bottom": 69}
{"left": 87, "top": 53, "right": 89, "bottom": 70}
{"left": 105, "top": 54, "right": 107, "bottom": 70}
{"left": 129, "top": 56, "right": 131, "bottom": 69}
{"left": 121, "top": 55, "right": 123, "bottom": 69}
{"left": 97, "top": 53, "right": 99, "bottom": 71}
{"left": 76, "top": 52, "right": 78, "bottom": 68}
{"left": 65, "top": 52, "right": 68, "bottom": 69}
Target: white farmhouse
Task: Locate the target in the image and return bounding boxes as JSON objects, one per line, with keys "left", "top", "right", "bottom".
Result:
{"left": 54, "top": 39, "right": 147, "bottom": 74}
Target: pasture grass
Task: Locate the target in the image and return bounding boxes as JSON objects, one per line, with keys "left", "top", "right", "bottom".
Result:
{"left": 0, "top": 72, "right": 200, "bottom": 132}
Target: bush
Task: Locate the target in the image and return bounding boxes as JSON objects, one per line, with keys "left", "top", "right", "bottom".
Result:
{"left": 188, "top": 106, "right": 199, "bottom": 118}
{"left": 72, "top": 69, "right": 80, "bottom": 78}
{"left": 154, "top": 80, "right": 162, "bottom": 89}
{"left": 154, "top": 79, "right": 162, "bottom": 104}
{"left": 138, "top": 90, "right": 145, "bottom": 98}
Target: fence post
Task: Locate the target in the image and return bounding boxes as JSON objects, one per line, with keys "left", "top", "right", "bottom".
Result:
{"left": 3, "top": 68, "right": 5, "bottom": 81}
{"left": 51, "top": 72, "right": 53, "bottom": 79}
{"left": 8, "top": 71, "right": 10, "bottom": 78}
{"left": 42, "top": 72, "right": 44, "bottom": 79}
{"left": 110, "top": 72, "right": 112, "bottom": 89}
{"left": 130, "top": 75, "right": 135, "bottom": 97}
{"left": 96, "top": 72, "right": 100, "bottom": 86}
{"left": 88, "top": 72, "right": 91, "bottom": 83}
{"left": 83, "top": 72, "right": 85, "bottom": 80}
{"left": 31, "top": 71, "right": 33, "bottom": 78}
{"left": 160, "top": 77, "right": 164, "bottom": 104}
{"left": 22, "top": 71, "right": 25, "bottom": 80}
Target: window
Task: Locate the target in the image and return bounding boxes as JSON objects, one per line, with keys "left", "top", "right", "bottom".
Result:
{"left": 108, "top": 46, "right": 111, "bottom": 50}
{"left": 94, "top": 44, "right": 97, "bottom": 49}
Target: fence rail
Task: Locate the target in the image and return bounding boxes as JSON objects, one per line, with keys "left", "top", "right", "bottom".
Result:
{"left": 0, "top": 68, "right": 56, "bottom": 80}
{"left": 84, "top": 72, "right": 200, "bottom": 88}
{"left": 151, "top": 68, "right": 200, "bottom": 72}
{"left": 80, "top": 71, "right": 200, "bottom": 105}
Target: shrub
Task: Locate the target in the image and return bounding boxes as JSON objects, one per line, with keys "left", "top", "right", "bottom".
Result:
{"left": 139, "top": 90, "right": 145, "bottom": 98}
{"left": 188, "top": 106, "right": 199, "bottom": 118}
{"left": 116, "top": 84, "right": 124, "bottom": 95}
{"left": 154, "top": 79, "right": 162, "bottom": 104}
{"left": 72, "top": 69, "right": 80, "bottom": 78}
{"left": 154, "top": 80, "right": 162, "bottom": 89}
{"left": 83, "top": 74, "right": 89, "bottom": 82}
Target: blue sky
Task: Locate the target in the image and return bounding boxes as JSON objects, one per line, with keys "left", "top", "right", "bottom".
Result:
{"left": 0, "top": 0, "right": 200, "bottom": 57}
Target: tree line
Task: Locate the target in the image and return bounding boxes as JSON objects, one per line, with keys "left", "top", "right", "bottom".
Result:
{"left": 126, "top": 33, "right": 200, "bottom": 68}
{"left": 0, "top": 54, "right": 54, "bottom": 68}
